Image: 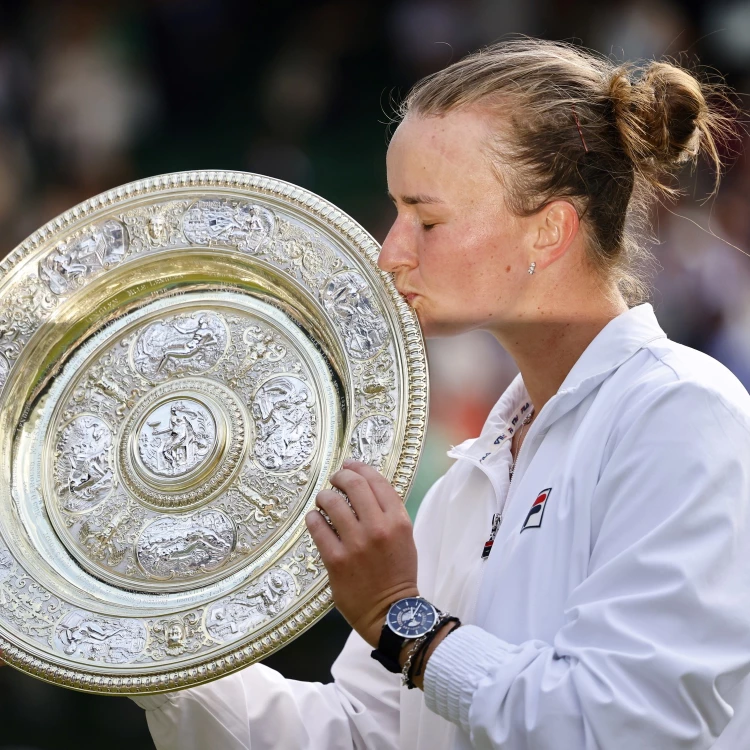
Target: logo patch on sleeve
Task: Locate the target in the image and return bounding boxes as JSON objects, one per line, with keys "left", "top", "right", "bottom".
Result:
{"left": 521, "top": 488, "right": 552, "bottom": 532}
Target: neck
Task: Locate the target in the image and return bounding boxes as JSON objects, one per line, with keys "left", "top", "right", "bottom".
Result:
{"left": 491, "top": 293, "right": 628, "bottom": 416}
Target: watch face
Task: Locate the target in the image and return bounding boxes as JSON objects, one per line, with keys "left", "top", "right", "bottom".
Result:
{"left": 387, "top": 597, "right": 437, "bottom": 638}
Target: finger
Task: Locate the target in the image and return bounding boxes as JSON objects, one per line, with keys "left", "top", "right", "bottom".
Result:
{"left": 329, "top": 467, "right": 382, "bottom": 523}
{"left": 315, "top": 488, "right": 359, "bottom": 539}
{"left": 305, "top": 509, "right": 342, "bottom": 562}
{"left": 342, "top": 460, "right": 405, "bottom": 514}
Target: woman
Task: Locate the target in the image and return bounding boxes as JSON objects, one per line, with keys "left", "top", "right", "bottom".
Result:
{"left": 134, "top": 39, "right": 750, "bottom": 748}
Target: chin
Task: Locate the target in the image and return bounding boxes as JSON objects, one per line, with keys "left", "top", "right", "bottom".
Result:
{"left": 416, "top": 316, "right": 469, "bottom": 339}
{"left": 407, "top": 302, "right": 473, "bottom": 338}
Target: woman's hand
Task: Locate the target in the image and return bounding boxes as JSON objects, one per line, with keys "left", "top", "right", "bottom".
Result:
{"left": 305, "top": 459, "right": 419, "bottom": 648}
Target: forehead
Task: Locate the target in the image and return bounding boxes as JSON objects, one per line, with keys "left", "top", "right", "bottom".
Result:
{"left": 386, "top": 110, "right": 500, "bottom": 193}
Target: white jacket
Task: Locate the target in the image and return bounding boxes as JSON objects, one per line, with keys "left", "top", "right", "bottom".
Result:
{"left": 134, "top": 303, "right": 750, "bottom": 749}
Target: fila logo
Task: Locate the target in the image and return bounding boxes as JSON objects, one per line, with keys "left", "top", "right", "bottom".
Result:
{"left": 521, "top": 488, "right": 552, "bottom": 532}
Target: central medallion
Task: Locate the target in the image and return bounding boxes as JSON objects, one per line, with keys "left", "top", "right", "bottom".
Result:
{"left": 137, "top": 398, "right": 216, "bottom": 479}
{"left": 120, "top": 378, "right": 247, "bottom": 511}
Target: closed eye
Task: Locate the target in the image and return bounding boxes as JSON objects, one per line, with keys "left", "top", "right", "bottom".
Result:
{"left": 422, "top": 223, "right": 437, "bottom": 231}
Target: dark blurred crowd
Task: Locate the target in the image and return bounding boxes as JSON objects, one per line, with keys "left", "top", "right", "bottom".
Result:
{"left": 0, "top": 0, "right": 748, "bottom": 747}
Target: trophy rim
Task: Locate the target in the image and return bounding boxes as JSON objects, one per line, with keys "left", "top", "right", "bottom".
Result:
{"left": 0, "top": 170, "right": 429, "bottom": 694}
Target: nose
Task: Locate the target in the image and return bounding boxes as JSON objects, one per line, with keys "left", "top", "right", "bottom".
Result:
{"left": 377, "top": 216, "right": 417, "bottom": 274}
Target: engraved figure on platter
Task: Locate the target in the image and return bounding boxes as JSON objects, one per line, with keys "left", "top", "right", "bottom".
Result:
{"left": 350, "top": 415, "right": 394, "bottom": 470}
{"left": 39, "top": 220, "right": 126, "bottom": 295}
{"left": 205, "top": 569, "right": 295, "bottom": 642}
{"left": 132, "top": 311, "right": 227, "bottom": 381}
{"left": 182, "top": 199, "right": 275, "bottom": 253}
{"left": 138, "top": 400, "right": 215, "bottom": 477}
{"left": 251, "top": 377, "right": 315, "bottom": 471}
{"left": 56, "top": 416, "right": 114, "bottom": 512}
{"left": 54, "top": 612, "right": 146, "bottom": 664}
{"left": 150, "top": 613, "right": 204, "bottom": 659}
{"left": 321, "top": 271, "right": 388, "bottom": 359}
{"left": 147, "top": 212, "right": 168, "bottom": 245}
{"left": 121, "top": 200, "right": 189, "bottom": 252}
{"left": 136, "top": 509, "right": 235, "bottom": 579}
{"left": 156, "top": 316, "right": 218, "bottom": 373}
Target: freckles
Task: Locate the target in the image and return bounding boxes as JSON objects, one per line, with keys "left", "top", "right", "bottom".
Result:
{"left": 505, "top": 266, "right": 511, "bottom": 273}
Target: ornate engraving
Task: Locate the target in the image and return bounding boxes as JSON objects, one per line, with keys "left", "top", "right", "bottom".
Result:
{"left": 121, "top": 201, "right": 189, "bottom": 252}
{"left": 147, "top": 612, "right": 206, "bottom": 660}
{"left": 0, "top": 547, "right": 14, "bottom": 583}
{"left": 138, "top": 399, "right": 216, "bottom": 478}
{"left": 183, "top": 199, "right": 275, "bottom": 253}
{"left": 350, "top": 415, "right": 394, "bottom": 470}
{"left": 353, "top": 352, "right": 396, "bottom": 418}
{"left": 0, "top": 275, "right": 58, "bottom": 378}
{"left": 220, "top": 319, "right": 302, "bottom": 394}
{"left": 270, "top": 218, "right": 344, "bottom": 288}
{"left": 132, "top": 311, "right": 228, "bottom": 382}
{"left": 64, "top": 338, "right": 146, "bottom": 424}
{"left": 205, "top": 569, "right": 295, "bottom": 643}
{"left": 238, "top": 325, "right": 286, "bottom": 374}
{"left": 321, "top": 271, "right": 388, "bottom": 359}
{"left": 136, "top": 509, "right": 235, "bottom": 579}
{"left": 0, "top": 562, "right": 66, "bottom": 641}
{"left": 77, "top": 496, "right": 147, "bottom": 571}
{"left": 39, "top": 219, "right": 127, "bottom": 295}
{"left": 252, "top": 376, "right": 315, "bottom": 471}
{"left": 54, "top": 416, "right": 114, "bottom": 513}
{"left": 54, "top": 611, "right": 146, "bottom": 663}
{"left": 279, "top": 532, "right": 324, "bottom": 590}
{"left": 220, "top": 467, "right": 309, "bottom": 551}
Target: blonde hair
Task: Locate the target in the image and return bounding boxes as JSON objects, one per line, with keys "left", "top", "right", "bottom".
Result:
{"left": 400, "top": 39, "right": 737, "bottom": 305}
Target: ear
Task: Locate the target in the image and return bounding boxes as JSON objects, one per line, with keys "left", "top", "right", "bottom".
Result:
{"left": 530, "top": 200, "right": 579, "bottom": 270}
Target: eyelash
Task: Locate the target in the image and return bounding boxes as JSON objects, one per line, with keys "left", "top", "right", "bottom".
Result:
{"left": 422, "top": 223, "right": 436, "bottom": 231}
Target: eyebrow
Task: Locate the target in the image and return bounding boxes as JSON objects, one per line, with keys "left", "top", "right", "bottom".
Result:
{"left": 387, "top": 191, "right": 445, "bottom": 206}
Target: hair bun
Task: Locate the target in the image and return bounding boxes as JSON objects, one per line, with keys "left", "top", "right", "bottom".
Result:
{"left": 606, "top": 60, "right": 732, "bottom": 196}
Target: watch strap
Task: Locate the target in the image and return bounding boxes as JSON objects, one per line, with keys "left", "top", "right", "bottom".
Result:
{"left": 370, "top": 620, "right": 407, "bottom": 674}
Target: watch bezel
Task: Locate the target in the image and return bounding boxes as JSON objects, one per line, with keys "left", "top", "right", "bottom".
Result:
{"left": 385, "top": 596, "right": 439, "bottom": 639}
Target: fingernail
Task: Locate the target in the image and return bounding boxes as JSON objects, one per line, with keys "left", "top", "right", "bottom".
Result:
{"left": 342, "top": 458, "right": 354, "bottom": 467}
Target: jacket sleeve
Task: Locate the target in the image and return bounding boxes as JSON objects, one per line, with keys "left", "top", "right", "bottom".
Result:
{"left": 422, "top": 380, "right": 750, "bottom": 749}
{"left": 133, "top": 627, "right": 401, "bottom": 750}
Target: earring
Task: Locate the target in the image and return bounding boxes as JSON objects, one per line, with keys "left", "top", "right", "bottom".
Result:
{"left": 528, "top": 262, "right": 536, "bottom": 275}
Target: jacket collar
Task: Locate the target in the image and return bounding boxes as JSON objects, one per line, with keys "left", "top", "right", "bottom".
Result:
{"left": 540, "top": 302, "right": 667, "bottom": 423}
{"left": 559, "top": 302, "right": 666, "bottom": 394}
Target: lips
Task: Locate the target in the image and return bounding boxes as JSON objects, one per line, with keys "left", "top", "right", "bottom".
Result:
{"left": 395, "top": 286, "right": 418, "bottom": 305}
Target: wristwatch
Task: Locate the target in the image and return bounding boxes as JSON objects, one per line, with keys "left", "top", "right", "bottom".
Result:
{"left": 370, "top": 596, "right": 440, "bottom": 674}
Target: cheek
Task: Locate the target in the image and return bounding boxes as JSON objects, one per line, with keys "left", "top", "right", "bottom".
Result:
{"left": 440, "top": 226, "right": 512, "bottom": 293}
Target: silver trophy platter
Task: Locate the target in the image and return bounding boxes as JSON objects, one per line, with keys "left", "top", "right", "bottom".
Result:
{"left": 0, "top": 171, "right": 427, "bottom": 694}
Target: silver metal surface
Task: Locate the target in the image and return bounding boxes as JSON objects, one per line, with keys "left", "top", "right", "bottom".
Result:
{"left": 0, "top": 171, "right": 428, "bottom": 694}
